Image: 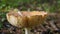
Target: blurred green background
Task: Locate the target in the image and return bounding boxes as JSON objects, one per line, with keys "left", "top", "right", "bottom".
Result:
{"left": 0, "top": 0, "right": 60, "bottom": 12}
{"left": 0, "top": 0, "right": 60, "bottom": 29}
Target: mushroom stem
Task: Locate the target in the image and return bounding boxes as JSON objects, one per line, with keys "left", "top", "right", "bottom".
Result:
{"left": 24, "top": 28, "right": 32, "bottom": 34}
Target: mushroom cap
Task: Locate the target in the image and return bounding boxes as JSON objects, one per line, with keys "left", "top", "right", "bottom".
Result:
{"left": 6, "top": 11, "right": 47, "bottom": 28}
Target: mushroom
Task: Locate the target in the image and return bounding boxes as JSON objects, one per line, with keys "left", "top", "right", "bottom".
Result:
{"left": 6, "top": 9, "right": 47, "bottom": 34}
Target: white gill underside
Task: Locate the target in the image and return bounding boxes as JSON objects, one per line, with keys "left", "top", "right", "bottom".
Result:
{"left": 8, "top": 15, "right": 18, "bottom": 26}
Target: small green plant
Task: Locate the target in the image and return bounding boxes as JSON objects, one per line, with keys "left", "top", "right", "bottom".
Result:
{"left": 0, "top": 12, "right": 7, "bottom": 29}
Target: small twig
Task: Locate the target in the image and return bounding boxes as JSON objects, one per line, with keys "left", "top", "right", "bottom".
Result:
{"left": 27, "top": 8, "right": 30, "bottom": 12}
{"left": 18, "top": 11, "right": 23, "bottom": 16}
{"left": 49, "top": 21, "right": 59, "bottom": 30}
{"left": 40, "top": 24, "right": 47, "bottom": 31}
